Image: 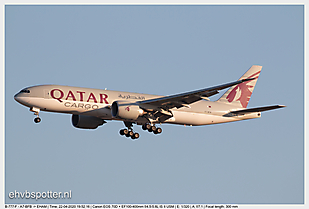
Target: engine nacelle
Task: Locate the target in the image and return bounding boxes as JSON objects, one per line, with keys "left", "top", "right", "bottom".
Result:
{"left": 72, "top": 114, "right": 106, "bottom": 129}
{"left": 111, "top": 100, "right": 144, "bottom": 120}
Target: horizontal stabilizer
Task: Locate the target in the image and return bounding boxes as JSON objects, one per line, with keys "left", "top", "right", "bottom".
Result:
{"left": 223, "top": 105, "right": 285, "bottom": 117}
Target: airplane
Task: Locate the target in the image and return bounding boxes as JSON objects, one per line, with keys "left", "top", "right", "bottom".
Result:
{"left": 14, "top": 65, "right": 285, "bottom": 140}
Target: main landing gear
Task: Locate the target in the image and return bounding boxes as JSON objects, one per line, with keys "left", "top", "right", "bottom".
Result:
{"left": 119, "top": 122, "right": 140, "bottom": 140}
{"left": 119, "top": 122, "right": 163, "bottom": 139}
{"left": 119, "top": 129, "right": 140, "bottom": 139}
{"left": 142, "top": 124, "right": 162, "bottom": 135}
{"left": 30, "top": 107, "right": 41, "bottom": 123}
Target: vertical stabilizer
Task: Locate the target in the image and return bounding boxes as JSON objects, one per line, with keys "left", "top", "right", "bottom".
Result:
{"left": 217, "top": 65, "right": 262, "bottom": 108}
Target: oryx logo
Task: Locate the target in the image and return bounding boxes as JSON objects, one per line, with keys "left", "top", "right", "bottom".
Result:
{"left": 125, "top": 106, "right": 130, "bottom": 111}
{"left": 226, "top": 71, "right": 261, "bottom": 108}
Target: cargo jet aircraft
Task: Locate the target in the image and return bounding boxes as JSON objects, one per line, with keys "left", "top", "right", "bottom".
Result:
{"left": 14, "top": 65, "right": 285, "bottom": 139}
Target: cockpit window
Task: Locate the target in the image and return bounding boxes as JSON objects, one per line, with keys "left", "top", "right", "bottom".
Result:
{"left": 20, "top": 89, "right": 30, "bottom": 93}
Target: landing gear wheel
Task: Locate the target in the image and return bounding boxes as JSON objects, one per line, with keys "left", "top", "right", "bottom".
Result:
{"left": 130, "top": 132, "right": 139, "bottom": 140}
{"left": 126, "top": 130, "right": 134, "bottom": 137}
{"left": 146, "top": 124, "right": 151, "bottom": 130}
{"left": 142, "top": 124, "right": 147, "bottom": 130}
{"left": 34, "top": 117, "right": 41, "bottom": 123}
{"left": 133, "top": 132, "right": 139, "bottom": 139}
{"left": 148, "top": 125, "right": 156, "bottom": 132}
{"left": 120, "top": 129, "right": 129, "bottom": 136}
{"left": 154, "top": 127, "right": 162, "bottom": 134}
{"left": 123, "top": 129, "right": 129, "bottom": 135}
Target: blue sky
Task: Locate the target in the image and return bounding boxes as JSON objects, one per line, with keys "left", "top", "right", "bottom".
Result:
{"left": 4, "top": 5, "right": 304, "bottom": 205}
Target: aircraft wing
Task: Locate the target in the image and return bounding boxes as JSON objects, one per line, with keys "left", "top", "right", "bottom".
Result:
{"left": 138, "top": 78, "right": 255, "bottom": 111}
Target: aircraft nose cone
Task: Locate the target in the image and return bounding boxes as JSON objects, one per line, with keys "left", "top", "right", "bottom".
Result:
{"left": 14, "top": 93, "right": 20, "bottom": 102}
{"left": 14, "top": 93, "right": 29, "bottom": 105}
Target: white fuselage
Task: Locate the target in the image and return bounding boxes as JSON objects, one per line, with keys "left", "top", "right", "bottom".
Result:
{"left": 14, "top": 85, "right": 260, "bottom": 126}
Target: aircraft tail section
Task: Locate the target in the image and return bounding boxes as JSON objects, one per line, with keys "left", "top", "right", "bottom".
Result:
{"left": 217, "top": 65, "right": 262, "bottom": 108}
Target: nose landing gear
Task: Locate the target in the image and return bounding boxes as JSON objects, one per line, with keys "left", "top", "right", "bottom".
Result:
{"left": 30, "top": 107, "right": 41, "bottom": 123}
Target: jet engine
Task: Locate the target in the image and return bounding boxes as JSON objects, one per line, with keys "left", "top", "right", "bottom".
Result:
{"left": 72, "top": 114, "right": 106, "bottom": 129}
{"left": 111, "top": 101, "right": 144, "bottom": 120}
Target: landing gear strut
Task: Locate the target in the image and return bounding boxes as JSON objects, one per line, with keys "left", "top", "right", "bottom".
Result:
{"left": 119, "top": 121, "right": 140, "bottom": 140}
{"left": 142, "top": 124, "right": 162, "bottom": 135}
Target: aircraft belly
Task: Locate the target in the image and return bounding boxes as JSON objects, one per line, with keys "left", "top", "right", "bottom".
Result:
{"left": 167, "top": 111, "right": 237, "bottom": 126}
